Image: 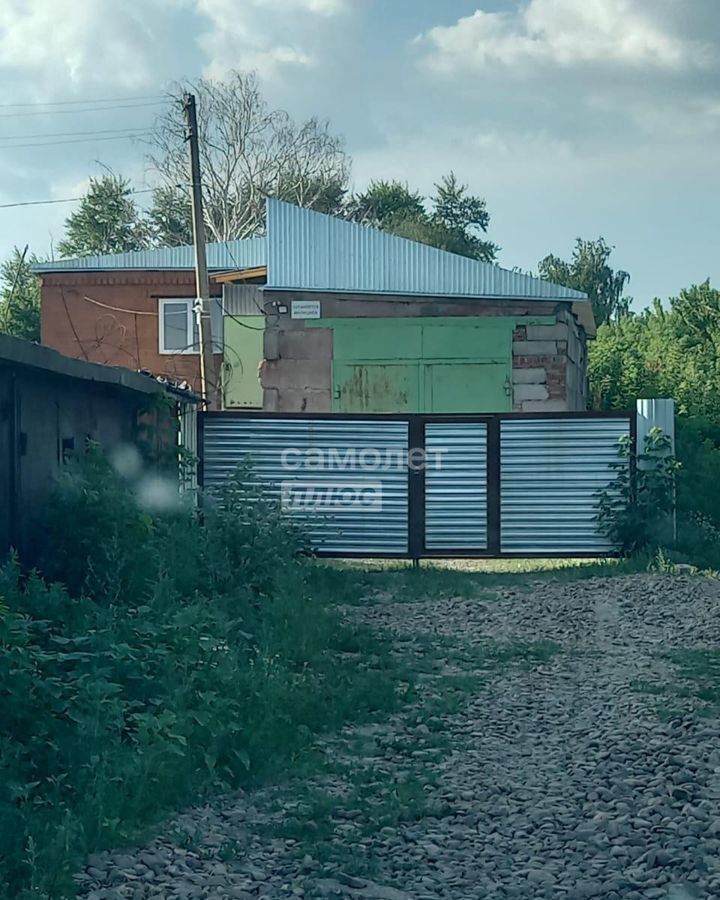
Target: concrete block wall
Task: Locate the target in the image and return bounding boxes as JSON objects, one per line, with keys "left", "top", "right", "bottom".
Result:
{"left": 511, "top": 310, "right": 587, "bottom": 412}
{"left": 260, "top": 320, "right": 333, "bottom": 412}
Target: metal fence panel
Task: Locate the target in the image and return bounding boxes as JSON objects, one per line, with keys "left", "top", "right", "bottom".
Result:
{"left": 201, "top": 411, "right": 633, "bottom": 558}
{"left": 500, "top": 417, "right": 630, "bottom": 554}
{"left": 425, "top": 423, "right": 488, "bottom": 550}
{"left": 202, "top": 416, "right": 409, "bottom": 554}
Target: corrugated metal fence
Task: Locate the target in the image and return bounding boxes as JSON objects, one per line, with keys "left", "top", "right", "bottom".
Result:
{"left": 199, "top": 411, "right": 633, "bottom": 558}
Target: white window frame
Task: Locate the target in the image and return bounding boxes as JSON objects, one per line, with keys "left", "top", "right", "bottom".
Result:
{"left": 158, "top": 298, "right": 197, "bottom": 355}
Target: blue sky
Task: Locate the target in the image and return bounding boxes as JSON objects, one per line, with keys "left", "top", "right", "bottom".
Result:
{"left": 1, "top": 0, "right": 719, "bottom": 309}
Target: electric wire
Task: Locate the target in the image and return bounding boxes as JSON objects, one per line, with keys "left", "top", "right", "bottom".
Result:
{"left": 0, "top": 94, "right": 165, "bottom": 109}
{"left": 0, "top": 188, "right": 155, "bottom": 210}
{"left": 0, "top": 101, "right": 164, "bottom": 119}
{"left": 0, "top": 126, "right": 155, "bottom": 142}
{"left": 0, "top": 132, "right": 152, "bottom": 149}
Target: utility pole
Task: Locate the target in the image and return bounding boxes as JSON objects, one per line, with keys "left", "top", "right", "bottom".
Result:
{"left": 182, "top": 92, "right": 218, "bottom": 408}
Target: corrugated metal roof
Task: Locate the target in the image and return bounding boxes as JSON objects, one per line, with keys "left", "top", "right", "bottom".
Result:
{"left": 33, "top": 237, "right": 267, "bottom": 273}
{"left": 33, "top": 199, "right": 587, "bottom": 304}
{"left": 266, "top": 199, "right": 587, "bottom": 302}
{"left": 0, "top": 332, "right": 189, "bottom": 398}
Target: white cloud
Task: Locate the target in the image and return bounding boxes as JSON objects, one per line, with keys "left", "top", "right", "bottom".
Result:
{"left": 0, "top": 0, "right": 174, "bottom": 92}
{"left": 420, "top": 0, "right": 713, "bottom": 74}
{"left": 193, "top": 0, "right": 346, "bottom": 79}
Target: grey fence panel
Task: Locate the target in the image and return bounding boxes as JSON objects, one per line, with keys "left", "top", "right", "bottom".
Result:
{"left": 202, "top": 416, "right": 409, "bottom": 554}
{"left": 425, "top": 423, "right": 488, "bottom": 550}
{"left": 500, "top": 417, "right": 630, "bottom": 554}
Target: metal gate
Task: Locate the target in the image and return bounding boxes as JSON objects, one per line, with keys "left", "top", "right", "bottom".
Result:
{"left": 199, "top": 411, "right": 633, "bottom": 558}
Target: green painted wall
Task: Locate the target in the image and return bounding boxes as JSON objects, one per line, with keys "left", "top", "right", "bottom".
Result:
{"left": 309, "top": 316, "right": 551, "bottom": 414}
{"left": 223, "top": 315, "right": 264, "bottom": 408}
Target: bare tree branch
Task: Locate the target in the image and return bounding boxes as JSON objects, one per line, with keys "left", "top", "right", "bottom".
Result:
{"left": 146, "top": 71, "right": 350, "bottom": 243}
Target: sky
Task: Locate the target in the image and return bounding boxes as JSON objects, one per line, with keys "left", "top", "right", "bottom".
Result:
{"left": 1, "top": 0, "right": 719, "bottom": 310}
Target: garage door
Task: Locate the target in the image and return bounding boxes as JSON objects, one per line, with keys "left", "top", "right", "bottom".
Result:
{"left": 331, "top": 318, "right": 514, "bottom": 413}
{"left": 334, "top": 363, "right": 420, "bottom": 413}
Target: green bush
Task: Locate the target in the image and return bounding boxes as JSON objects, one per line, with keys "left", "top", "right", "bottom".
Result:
{"left": 0, "top": 451, "right": 400, "bottom": 898}
{"left": 675, "top": 416, "right": 720, "bottom": 533}
{"left": 597, "top": 424, "right": 720, "bottom": 570}
{"left": 596, "top": 428, "right": 678, "bottom": 554}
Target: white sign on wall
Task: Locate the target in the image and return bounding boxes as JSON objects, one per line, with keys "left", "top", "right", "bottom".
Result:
{"left": 291, "top": 300, "right": 321, "bottom": 319}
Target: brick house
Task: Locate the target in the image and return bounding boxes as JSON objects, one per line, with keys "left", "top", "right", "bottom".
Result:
{"left": 36, "top": 240, "right": 264, "bottom": 397}
{"left": 36, "top": 201, "right": 593, "bottom": 412}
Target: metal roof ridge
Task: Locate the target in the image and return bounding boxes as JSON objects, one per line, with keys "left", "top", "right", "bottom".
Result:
{"left": 265, "top": 199, "right": 589, "bottom": 302}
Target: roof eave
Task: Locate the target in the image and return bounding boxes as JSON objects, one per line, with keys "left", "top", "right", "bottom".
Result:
{"left": 265, "top": 284, "right": 587, "bottom": 302}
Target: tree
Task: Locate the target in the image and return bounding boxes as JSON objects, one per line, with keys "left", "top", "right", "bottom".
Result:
{"left": 0, "top": 246, "right": 41, "bottom": 341}
{"left": 347, "top": 173, "right": 498, "bottom": 262}
{"left": 147, "top": 185, "right": 193, "bottom": 247}
{"left": 58, "top": 174, "right": 149, "bottom": 257}
{"left": 588, "top": 280, "right": 720, "bottom": 540}
{"left": 147, "top": 71, "right": 350, "bottom": 242}
{"left": 539, "top": 237, "right": 631, "bottom": 325}
{"left": 671, "top": 279, "right": 720, "bottom": 351}
{"left": 588, "top": 284, "right": 720, "bottom": 419}
{"left": 431, "top": 173, "right": 497, "bottom": 260}
{"left": 348, "top": 180, "right": 426, "bottom": 230}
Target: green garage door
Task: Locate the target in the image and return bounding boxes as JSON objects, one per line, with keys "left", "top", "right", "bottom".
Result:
{"left": 329, "top": 318, "right": 515, "bottom": 413}
{"left": 424, "top": 362, "right": 510, "bottom": 413}
{"left": 334, "top": 363, "right": 420, "bottom": 413}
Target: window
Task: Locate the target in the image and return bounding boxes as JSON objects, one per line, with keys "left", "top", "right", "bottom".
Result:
{"left": 158, "top": 298, "right": 223, "bottom": 354}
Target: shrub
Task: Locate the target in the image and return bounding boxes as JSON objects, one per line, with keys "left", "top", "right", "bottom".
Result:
{"left": 597, "top": 425, "right": 720, "bottom": 570}
{"left": 596, "top": 427, "right": 678, "bottom": 554}
{"left": 0, "top": 450, "right": 401, "bottom": 898}
{"left": 675, "top": 416, "right": 720, "bottom": 533}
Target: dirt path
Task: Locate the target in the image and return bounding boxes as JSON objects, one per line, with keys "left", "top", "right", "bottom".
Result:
{"left": 79, "top": 574, "right": 720, "bottom": 899}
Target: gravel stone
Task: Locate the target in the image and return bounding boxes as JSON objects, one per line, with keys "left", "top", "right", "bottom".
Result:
{"left": 76, "top": 574, "right": 720, "bottom": 899}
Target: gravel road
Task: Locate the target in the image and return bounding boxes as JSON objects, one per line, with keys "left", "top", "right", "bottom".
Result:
{"left": 78, "top": 573, "right": 720, "bottom": 900}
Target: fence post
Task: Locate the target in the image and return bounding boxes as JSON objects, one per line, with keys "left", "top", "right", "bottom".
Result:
{"left": 636, "top": 398, "right": 676, "bottom": 544}
{"left": 487, "top": 417, "right": 501, "bottom": 556}
{"left": 407, "top": 417, "right": 426, "bottom": 562}
{"left": 636, "top": 399, "right": 675, "bottom": 461}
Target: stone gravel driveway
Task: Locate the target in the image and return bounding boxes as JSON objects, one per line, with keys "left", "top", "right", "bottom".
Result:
{"left": 79, "top": 573, "right": 720, "bottom": 900}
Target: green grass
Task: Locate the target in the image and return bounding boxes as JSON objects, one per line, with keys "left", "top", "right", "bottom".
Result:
{"left": 259, "top": 767, "right": 444, "bottom": 881}
{"left": 5, "top": 450, "right": 632, "bottom": 899}
{"left": 330, "top": 556, "right": 645, "bottom": 605}
{"left": 251, "top": 626, "right": 562, "bottom": 883}
{"left": 0, "top": 459, "right": 413, "bottom": 900}
{"left": 667, "top": 649, "right": 720, "bottom": 715}
{"left": 633, "top": 649, "right": 720, "bottom": 720}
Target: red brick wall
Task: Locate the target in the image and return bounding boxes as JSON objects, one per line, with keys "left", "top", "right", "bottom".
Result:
{"left": 40, "top": 271, "right": 221, "bottom": 394}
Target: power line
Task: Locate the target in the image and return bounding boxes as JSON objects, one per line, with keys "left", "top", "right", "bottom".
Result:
{"left": 0, "top": 188, "right": 155, "bottom": 210}
{"left": 0, "top": 125, "right": 155, "bottom": 142}
{"left": 0, "top": 132, "right": 152, "bottom": 150}
{"left": 0, "top": 94, "right": 165, "bottom": 109}
{"left": 82, "top": 294, "right": 156, "bottom": 316}
{"left": 0, "top": 101, "right": 164, "bottom": 119}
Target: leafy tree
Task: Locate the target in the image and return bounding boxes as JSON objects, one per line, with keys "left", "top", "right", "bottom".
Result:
{"left": 671, "top": 279, "right": 720, "bottom": 350}
{"left": 148, "top": 70, "right": 350, "bottom": 241}
{"left": 539, "top": 237, "right": 631, "bottom": 325}
{"left": 589, "top": 279, "right": 720, "bottom": 553}
{"left": 589, "top": 282, "right": 720, "bottom": 420}
{"left": 432, "top": 172, "right": 496, "bottom": 260}
{"left": 147, "top": 185, "right": 193, "bottom": 247}
{"left": 347, "top": 173, "right": 498, "bottom": 262}
{"left": 58, "top": 174, "right": 149, "bottom": 257}
{"left": 0, "top": 247, "right": 40, "bottom": 341}
{"left": 349, "top": 180, "right": 426, "bottom": 229}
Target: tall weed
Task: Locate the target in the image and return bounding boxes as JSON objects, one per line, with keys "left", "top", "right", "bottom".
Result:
{"left": 0, "top": 451, "right": 399, "bottom": 898}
